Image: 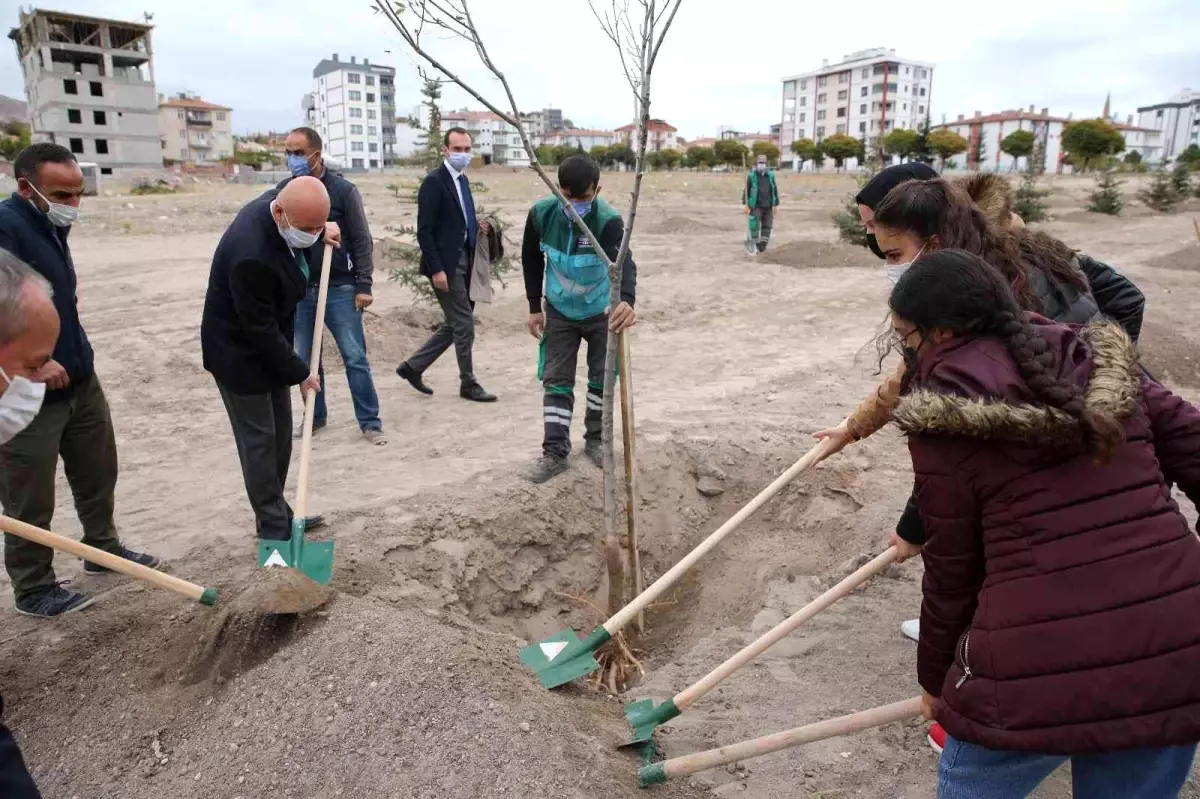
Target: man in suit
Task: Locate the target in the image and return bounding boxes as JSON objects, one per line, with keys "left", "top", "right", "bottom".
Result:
{"left": 0, "top": 143, "right": 159, "bottom": 619}
{"left": 201, "top": 176, "right": 339, "bottom": 540}
{"left": 396, "top": 127, "right": 497, "bottom": 403}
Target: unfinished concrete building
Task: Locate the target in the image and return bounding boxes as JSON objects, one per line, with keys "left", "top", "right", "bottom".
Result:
{"left": 8, "top": 8, "right": 160, "bottom": 177}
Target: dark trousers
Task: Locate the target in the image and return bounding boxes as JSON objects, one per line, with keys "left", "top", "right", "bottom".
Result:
{"left": 752, "top": 207, "right": 774, "bottom": 252}
{"left": 217, "top": 382, "right": 293, "bottom": 540}
{"left": 0, "top": 375, "right": 121, "bottom": 601}
{"left": 541, "top": 308, "right": 607, "bottom": 459}
{"left": 0, "top": 721, "right": 40, "bottom": 799}
{"left": 405, "top": 252, "right": 476, "bottom": 387}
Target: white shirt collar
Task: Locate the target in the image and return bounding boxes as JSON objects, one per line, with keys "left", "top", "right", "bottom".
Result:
{"left": 443, "top": 159, "right": 463, "bottom": 181}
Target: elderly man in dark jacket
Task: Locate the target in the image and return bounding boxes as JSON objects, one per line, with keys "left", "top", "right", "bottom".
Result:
{"left": 275, "top": 127, "right": 385, "bottom": 445}
{"left": 202, "top": 176, "right": 339, "bottom": 540}
{"left": 0, "top": 143, "right": 159, "bottom": 619}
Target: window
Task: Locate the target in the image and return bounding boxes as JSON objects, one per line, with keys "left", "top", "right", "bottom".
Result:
{"left": 63, "top": 79, "right": 77, "bottom": 94}
{"left": 366, "top": 93, "right": 375, "bottom": 103}
{"left": 816, "top": 126, "right": 825, "bottom": 138}
{"left": 382, "top": 94, "right": 393, "bottom": 105}
{"left": 349, "top": 108, "right": 363, "bottom": 118}
{"left": 902, "top": 103, "right": 907, "bottom": 111}
{"left": 859, "top": 122, "right": 866, "bottom": 133}
{"left": 349, "top": 90, "right": 362, "bottom": 101}
{"left": 919, "top": 87, "right": 926, "bottom": 97}
{"left": 919, "top": 105, "right": 925, "bottom": 115}
{"left": 351, "top": 158, "right": 364, "bottom": 168}
{"left": 179, "top": 130, "right": 185, "bottom": 139}
{"left": 367, "top": 109, "right": 376, "bottom": 120}
{"left": 838, "top": 72, "right": 848, "bottom": 84}
{"left": 89, "top": 81, "right": 102, "bottom": 97}
{"left": 366, "top": 76, "right": 375, "bottom": 86}
{"left": 350, "top": 124, "right": 363, "bottom": 134}
{"left": 836, "top": 124, "right": 845, "bottom": 134}
{"left": 177, "top": 109, "right": 184, "bottom": 119}
{"left": 69, "top": 137, "right": 83, "bottom": 153}
{"left": 817, "top": 76, "right": 828, "bottom": 87}
{"left": 368, "top": 126, "right": 377, "bottom": 135}
{"left": 100, "top": 167, "right": 112, "bottom": 175}
{"left": 93, "top": 110, "right": 106, "bottom": 125}
{"left": 67, "top": 109, "right": 81, "bottom": 124}
{"left": 860, "top": 87, "right": 868, "bottom": 97}
{"left": 351, "top": 141, "right": 364, "bottom": 151}
{"left": 921, "top": 69, "right": 928, "bottom": 79}
{"left": 836, "top": 107, "right": 846, "bottom": 118}
{"left": 905, "top": 66, "right": 910, "bottom": 75}
{"left": 797, "top": 113, "right": 806, "bottom": 123}
{"left": 799, "top": 79, "right": 807, "bottom": 90}
{"left": 799, "top": 97, "right": 807, "bottom": 107}
{"left": 817, "top": 93, "right": 826, "bottom": 103}
{"left": 860, "top": 104, "right": 867, "bottom": 114}
{"left": 369, "top": 142, "right": 378, "bottom": 152}
{"left": 837, "top": 90, "right": 847, "bottom": 101}
{"left": 861, "top": 68, "right": 869, "bottom": 78}
{"left": 95, "top": 139, "right": 108, "bottom": 154}
{"left": 369, "top": 159, "right": 378, "bottom": 168}
{"left": 817, "top": 110, "right": 826, "bottom": 120}
{"left": 348, "top": 73, "right": 361, "bottom": 83}
{"left": 217, "top": 112, "right": 225, "bottom": 121}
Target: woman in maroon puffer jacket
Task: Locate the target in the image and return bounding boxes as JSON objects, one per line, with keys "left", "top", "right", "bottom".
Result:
{"left": 887, "top": 249, "right": 1200, "bottom": 798}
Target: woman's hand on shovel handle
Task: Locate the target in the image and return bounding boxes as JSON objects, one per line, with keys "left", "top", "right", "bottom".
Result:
{"left": 920, "top": 690, "right": 939, "bottom": 721}
{"left": 888, "top": 531, "right": 923, "bottom": 563}
{"left": 301, "top": 373, "right": 321, "bottom": 396}
{"left": 813, "top": 421, "right": 855, "bottom": 459}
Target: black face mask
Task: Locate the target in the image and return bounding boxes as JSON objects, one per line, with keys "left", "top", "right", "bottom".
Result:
{"left": 899, "top": 343, "right": 921, "bottom": 395}
{"left": 866, "top": 232, "right": 885, "bottom": 260}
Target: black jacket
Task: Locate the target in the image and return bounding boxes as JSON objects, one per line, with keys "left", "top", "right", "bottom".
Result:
{"left": 271, "top": 168, "right": 374, "bottom": 294}
{"left": 0, "top": 193, "right": 94, "bottom": 403}
{"left": 1079, "top": 253, "right": 1145, "bottom": 342}
{"left": 417, "top": 164, "right": 473, "bottom": 282}
{"left": 201, "top": 194, "right": 310, "bottom": 394}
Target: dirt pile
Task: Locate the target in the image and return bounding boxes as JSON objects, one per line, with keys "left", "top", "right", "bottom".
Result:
{"left": 646, "top": 217, "right": 731, "bottom": 235}
{"left": 1146, "top": 244, "right": 1200, "bottom": 272}
{"left": 759, "top": 240, "right": 871, "bottom": 269}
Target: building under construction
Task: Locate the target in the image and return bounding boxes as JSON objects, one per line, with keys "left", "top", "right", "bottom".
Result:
{"left": 8, "top": 7, "right": 160, "bottom": 176}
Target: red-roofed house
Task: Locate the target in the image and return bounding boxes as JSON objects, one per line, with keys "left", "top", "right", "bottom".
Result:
{"left": 158, "top": 92, "right": 233, "bottom": 164}
{"left": 614, "top": 119, "right": 679, "bottom": 152}
{"left": 541, "top": 129, "right": 616, "bottom": 150}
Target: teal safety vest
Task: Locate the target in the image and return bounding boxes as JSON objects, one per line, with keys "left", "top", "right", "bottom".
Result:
{"left": 533, "top": 195, "right": 621, "bottom": 321}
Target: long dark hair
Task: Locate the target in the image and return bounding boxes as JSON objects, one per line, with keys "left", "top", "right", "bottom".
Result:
{"left": 874, "top": 178, "right": 1086, "bottom": 312}
{"left": 889, "top": 249, "right": 1123, "bottom": 461}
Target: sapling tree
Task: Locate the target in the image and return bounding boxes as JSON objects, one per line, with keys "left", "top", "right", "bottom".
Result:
{"left": 374, "top": 0, "right": 682, "bottom": 692}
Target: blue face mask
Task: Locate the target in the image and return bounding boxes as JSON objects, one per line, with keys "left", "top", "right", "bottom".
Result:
{"left": 567, "top": 200, "right": 593, "bottom": 218}
{"left": 447, "top": 152, "right": 472, "bottom": 172}
{"left": 287, "top": 153, "right": 314, "bottom": 177}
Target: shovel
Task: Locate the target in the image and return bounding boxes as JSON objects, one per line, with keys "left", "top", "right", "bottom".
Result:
{"left": 0, "top": 514, "right": 216, "bottom": 606}
{"left": 618, "top": 330, "right": 643, "bottom": 635}
{"left": 744, "top": 212, "right": 760, "bottom": 255}
{"left": 258, "top": 243, "right": 336, "bottom": 585}
{"left": 519, "top": 438, "right": 839, "bottom": 689}
{"left": 639, "top": 696, "right": 921, "bottom": 786}
{"left": 624, "top": 547, "right": 898, "bottom": 745}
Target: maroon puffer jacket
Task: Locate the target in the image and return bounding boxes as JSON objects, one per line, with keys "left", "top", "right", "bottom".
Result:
{"left": 893, "top": 316, "right": 1200, "bottom": 754}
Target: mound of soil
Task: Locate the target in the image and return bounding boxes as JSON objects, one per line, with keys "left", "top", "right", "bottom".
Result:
{"left": 1139, "top": 319, "right": 1200, "bottom": 389}
{"left": 646, "top": 217, "right": 730, "bottom": 235}
{"left": 759, "top": 240, "right": 872, "bottom": 269}
{"left": 1146, "top": 244, "right": 1200, "bottom": 272}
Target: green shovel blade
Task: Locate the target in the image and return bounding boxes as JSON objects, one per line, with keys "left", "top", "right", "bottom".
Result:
{"left": 258, "top": 524, "right": 335, "bottom": 585}
{"left": 621, "top": 697, "right": 681, "bottom": 747}
{"left": 518, "top": 626, "right": 609, "bottom": 689}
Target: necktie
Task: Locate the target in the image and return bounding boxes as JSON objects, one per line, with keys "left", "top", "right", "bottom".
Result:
{"left": 458, "top": 174, "right": 477, "bottom": 251}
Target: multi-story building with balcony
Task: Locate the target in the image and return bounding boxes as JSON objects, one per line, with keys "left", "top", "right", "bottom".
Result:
{"left": 158, "top": 92, "right": 232, "bottom": 165}
{"left": 9, "top": 8, "right": 160, "bottom": 177}
{"left": 307, "top": 54, "right": 397, "bottom": 170}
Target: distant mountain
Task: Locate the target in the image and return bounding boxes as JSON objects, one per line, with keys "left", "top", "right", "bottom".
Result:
{"left": 0, "top": 94, "right": 28, "bottom": 124}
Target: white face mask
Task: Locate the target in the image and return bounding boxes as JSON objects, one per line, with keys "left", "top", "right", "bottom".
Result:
{"left": 885, "top": 243, "right": 927, "bottom": 285}
{"left": 273, "top": 202, "right": 321, "bottom": 249}
{"left": 29, "top": 183, "right": 79, "bottom": 228}
{"left": 0, "top": 366, "right": 47, "bottom": 445}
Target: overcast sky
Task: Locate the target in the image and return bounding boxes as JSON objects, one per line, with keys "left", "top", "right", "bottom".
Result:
{"left": 2, "top": 0, "right": 1197, "bottom": 139}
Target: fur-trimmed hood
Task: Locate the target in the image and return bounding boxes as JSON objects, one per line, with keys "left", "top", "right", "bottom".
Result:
{"left": 893, "top": 320, "right": 1139, "bottom": 445}
{"left": 952, "top": 173, "right": 1016, "bottom": 228}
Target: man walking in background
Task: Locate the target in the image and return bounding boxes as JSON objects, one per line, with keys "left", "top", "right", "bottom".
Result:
{"left": 396, "top": 127, "right": 497, "bottom": 403}
{"left": 742, "top": 154, "right": 779, "bottom": 254}
{"left": 278, "top": 127, "right": 386, "bottom": 446}
{"left": 0, "top": 143, "right": 159, "bottom": 618}
{"left": 202, "top": 177, "right": 337, "bottom": 541}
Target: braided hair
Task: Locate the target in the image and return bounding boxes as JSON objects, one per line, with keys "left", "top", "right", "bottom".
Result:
{"left": 890, "top": 249, "right": 1123, "bottom": 461}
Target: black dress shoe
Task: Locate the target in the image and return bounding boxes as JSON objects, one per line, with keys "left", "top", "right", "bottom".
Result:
{"left": 397, "top": 363, "right": 434, "bottom": 395}
{"left": 460, "top": 383, "right": 498, "bottom": 403}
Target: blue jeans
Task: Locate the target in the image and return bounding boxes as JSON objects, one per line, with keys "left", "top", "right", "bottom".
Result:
{"left": 294, "top": 284, "right": 382, "bottom": 431}
{"left": 939, "top": 733, "right": 1196, "bottom": 799}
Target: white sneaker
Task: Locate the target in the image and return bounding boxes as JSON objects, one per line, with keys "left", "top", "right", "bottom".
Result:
{"left": 900, "top": 618, "right": 920, "bottom": 642}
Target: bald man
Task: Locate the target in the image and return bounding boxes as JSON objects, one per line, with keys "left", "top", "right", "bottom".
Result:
{"left": 202, "top": 177, "right": 341, "bottom": 540}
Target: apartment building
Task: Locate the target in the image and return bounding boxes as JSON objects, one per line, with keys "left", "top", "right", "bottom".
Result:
{"left": 1137, "top": 88, "right": 1200, "bottom": 162}
{"left": 521, "top": 108, "right": 564, "bottom": 138}
{"left": 614, "top": 119, "right": 679, "bottom": 152}
{"left": 780, "top": 47, "right": 933, "bottom": 168}
{"left": 541, "top": 128, "right": 615, "bottom": 151}
{"left": 933, "top": 105, "right": 1161, "bottom": 173}
{"left": 308, "top": 54, "right": 398, "bottom": 170}
{"left": 9, "top": 8, "right": 160, "bottom": 177}
{"left": 158, "top": 92, "right": 232, "bottom": 165}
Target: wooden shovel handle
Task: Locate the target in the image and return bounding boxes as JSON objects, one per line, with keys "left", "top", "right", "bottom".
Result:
{"left": 294, "top": 243, "right": 335, "bottom": 522}
{"left": 675, "top": 547, "right": 898, "bottom": 710}
{"left": 618, "top": 330, "right": 644, "bottom": 633}
{"left": 0, "top": 515, "right": 214, "bottom": 605}
{"left": 604, "top": 437, "right": 838, "bottom": 635}
{"left": 656, "top": 697, "right": 921, "bottom": 780}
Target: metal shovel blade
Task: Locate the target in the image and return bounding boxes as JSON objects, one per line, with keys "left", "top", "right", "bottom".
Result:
{"left": 621, "top": 697, "right": 682, "bottom": 747}
{"left": 518, "top": 626, "right": 607, "bottom": 689}
{"left": 258, "top": 526, "right": 335, "bottom": 586}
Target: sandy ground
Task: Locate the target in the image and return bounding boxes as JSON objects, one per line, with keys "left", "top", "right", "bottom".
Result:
{"left": 1, "top": 167, "right": 1199, "bottom": 798}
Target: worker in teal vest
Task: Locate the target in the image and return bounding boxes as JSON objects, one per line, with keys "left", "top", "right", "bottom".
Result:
{"left": 742, "top": 154, "right": 779, "bottom": 253}
{"left": 521, "top": 155, "right": 637, "bottom": 484}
